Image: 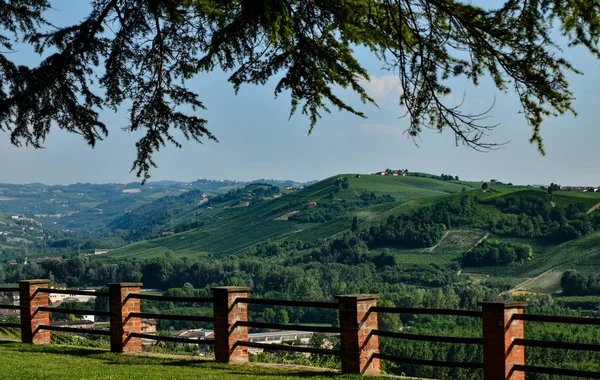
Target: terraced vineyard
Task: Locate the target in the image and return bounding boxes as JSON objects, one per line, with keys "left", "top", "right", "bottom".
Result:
{"left": 107, "top": 174, "right": 481, "bottom": 259}
{"left": 102, "top": 173, "right": 600, "bottom": 300}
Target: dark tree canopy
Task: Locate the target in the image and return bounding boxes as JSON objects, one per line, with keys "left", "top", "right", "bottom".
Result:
{"left": 1, "top": 0, "right": 599, "bottom": 181}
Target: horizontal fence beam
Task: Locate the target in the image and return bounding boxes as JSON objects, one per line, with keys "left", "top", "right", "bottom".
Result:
{"left": 374, "top": 353, "right": 483, "bottom": 369}
{"left": 235, "top": 321, "right": 339, "bottom": 334}
{"left": 129, "top": 332, "right": 215, "bottom": 345}
{"left": 236, "top": 341, "right": 341, "bottom": 356}
{"left": 36, "top": 289, "right": 109, "bottom": 297}
{"left": 0, "top": 288, "right": 19, "bottom": 293}
{"left": 0, "top": 304, "right": 20, "bottom": 310}
{"left": 128, "top": 294, "right": 213, "bottom": 304}
{"left": 514, "top": 314, "right": 600, "bottom": 326}
{"left": 37, "top": 306, "right": 111, "bottom": 317}
{"left": 513, "top": 364, "right": 600, "bottom": 379}
{"left": 236, "top": 297, "right": 338, "bottom": 309}
{"left": 514, "top": 338, "right": 600, "bottom": 352}
{"left": 373, "top": 330, "right": 483, "bottom": 345}
{"left": 38, "top": 325, "right": 111, "bottom": 336}
{"left": 128, "top": 312, "right": 213, "bottom": 323}
{"left": 0, "top": 323, "right": 20, "bottom": 329}
{"left": 371, "top": 306, "right": 482, "bottom": 318}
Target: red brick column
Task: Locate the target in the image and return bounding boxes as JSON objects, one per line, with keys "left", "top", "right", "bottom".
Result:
{"left": 337, "top": 294, "right": 380, "bottom": 375}
{"left": 108, "top": 282, "right": 142, "bottom": 353}
{"left": 212, "top": 286, "right": 249, "bottom": 364}
{"left": 480, "top": 302, "right": 528, "bottom": 380}
{"left": 19, "top": 279, "right": 51, "bottom": 344}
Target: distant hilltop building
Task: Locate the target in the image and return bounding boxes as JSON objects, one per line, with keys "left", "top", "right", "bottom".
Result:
{"left": 561, "top": 186, "right": 599, "bottom": 192}
{"left": 373, "top": 169, "right": 408, "bottom": 176}
{"left": 94, "top": 249, "right": 110, "bottom": 255}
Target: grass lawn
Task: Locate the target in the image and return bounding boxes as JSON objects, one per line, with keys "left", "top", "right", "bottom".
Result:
{"left": 0, "top": 342, "right": 372, "bottom": 380}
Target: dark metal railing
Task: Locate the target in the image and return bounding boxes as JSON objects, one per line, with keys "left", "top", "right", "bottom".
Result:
{"left": 129, "top": 332, "right": 215, "bottom": 345}
{"left": 128, "top": 294, "right": 213, "bottom": 303}
{"left": 0, "top": 304, "right": 20, "bottom": 310}
{"left": 236, "top": 297, "right": 338, "bottom": 309}
{"left": 372, "top": 306, "right": 482, "bottom": 318}
{"left": 37, "top": 288, "right": 109, "bottom": 297}
{"left": 374, "top": 353, "right": 484, "bottom": 369}
{"left": 235, "top": 321, "right": 339, "bottom": 334}
{"left": 514, "top": 338, "right": 600, "bottom": 352}
{"left": 37, "top": 306, "right": 111, "bottom": 318}
{"left": 371, "top": 306, "right": 484, "bottom": 370}
{"left": 38, "top": 325, "right": 111, "bottom": 336}
{"left": 0, "top": 323, "right": 20, "bottom": 329}
{"left": 513, "top": 365, "right": 600, "bottom": 379}
{"left": 373, "top": 330, "right": 483, "bottom": 345}
{"left": 236, "top": 341, "right": 340, "bottom": 356}
{"left": 513, "top": 313, "right": 600, "bottom": 325}
{"left": 128, "top": 312, "right": 212, "bottom": 323}
{"left": 510, "top": 313, "right": 600, "bottom": 378}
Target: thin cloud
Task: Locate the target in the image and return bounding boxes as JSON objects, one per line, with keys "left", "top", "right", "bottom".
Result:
{"left": 357, "top": 75, "right": 402, "bottom": 106}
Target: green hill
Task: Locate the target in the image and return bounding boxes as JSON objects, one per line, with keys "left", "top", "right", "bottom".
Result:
{"left": 103, "top": 174, "right": 600, "bottom": 297}
{"left": 106, "top": 174, "right": 481, "bottom": 259}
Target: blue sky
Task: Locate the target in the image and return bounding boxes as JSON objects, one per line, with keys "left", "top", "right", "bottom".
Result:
{"left": 1, "top": 1, "right": 599, "bottom": 186}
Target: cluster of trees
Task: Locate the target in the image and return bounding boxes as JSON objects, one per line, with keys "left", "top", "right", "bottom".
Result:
{"left": 334, "top": 177, "right": 350, "bottom": 190}
{"left": 440, "top": 174, "right": 459, "bottom": 181}
{"left": 461, "top": 239, "right": 533, "bottom": 267}
{"left": 363, "top": 215, "right": 446, "bottom": 249}
{"left": 547, "top": 183, "right": 561, "bottom": 193}
{"left": 560, "top": 270, "right": 600, "bottom": 296}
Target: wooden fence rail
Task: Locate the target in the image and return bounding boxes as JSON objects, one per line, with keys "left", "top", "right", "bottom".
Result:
{"left": 1, "top": 280, "right": 600, "bottom": 379}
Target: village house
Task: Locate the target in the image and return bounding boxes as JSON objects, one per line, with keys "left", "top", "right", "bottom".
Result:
{"left": 141, "top": 319, "right": 158, "bottom": 335}
{"left": 49, "top": 286, "right": 97, "bottom": 306}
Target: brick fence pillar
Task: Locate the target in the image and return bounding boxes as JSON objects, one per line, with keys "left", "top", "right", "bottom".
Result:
{"left": 337, "top": 294, "right": 380, "bottom": 375}
{"left": 480, "top": 302, "right": 528, "bottom": 380}
{"left": 212, "top": 286, "right": 249, "bottom": 364}
{"left": 108, "top": 282, "right": 142, "bottom": 353}
{"left": 18, "top": 279, "right": 51, "bottom": 344}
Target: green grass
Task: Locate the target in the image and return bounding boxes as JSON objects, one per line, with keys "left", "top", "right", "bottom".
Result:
{"left": 0, "top": 342, "right": 370, "bottom": 380}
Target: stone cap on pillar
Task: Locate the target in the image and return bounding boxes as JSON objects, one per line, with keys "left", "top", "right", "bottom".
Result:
{"left": 107, "top": 282, "right": 143, "bottom": 287}
{"left": 479, "top": 301, "right": 528, "bottom": 310}
{"left": 211, "top": 286, "right": 250, "bottom": 292}
{"left": 18, "top": 279, "right": 50, "bottom": 285}
{"left": 336, "top": 294, "right": 380, "bottom": 301}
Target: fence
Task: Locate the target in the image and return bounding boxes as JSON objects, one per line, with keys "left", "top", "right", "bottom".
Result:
{"left": 1, "top": 280, "right": 599, "bottom": 379}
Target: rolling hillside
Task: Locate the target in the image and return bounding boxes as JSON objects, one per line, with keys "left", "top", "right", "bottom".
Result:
{"left": 106, "top": 174, "right": 481, "bottom": 259}
{"left": 104, "top": 175, "right": 600, "bottom": 298}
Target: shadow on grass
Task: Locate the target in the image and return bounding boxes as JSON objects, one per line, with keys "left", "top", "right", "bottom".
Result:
{"left": 1, "top": 342, "right": 343, "bottom": 378}
{"left": 7, "top": 342, "right": 107, "bottom": 358}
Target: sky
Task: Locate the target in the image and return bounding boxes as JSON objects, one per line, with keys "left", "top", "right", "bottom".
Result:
{"left": 1, "top": 1, "right": 599, "bottom": 186}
